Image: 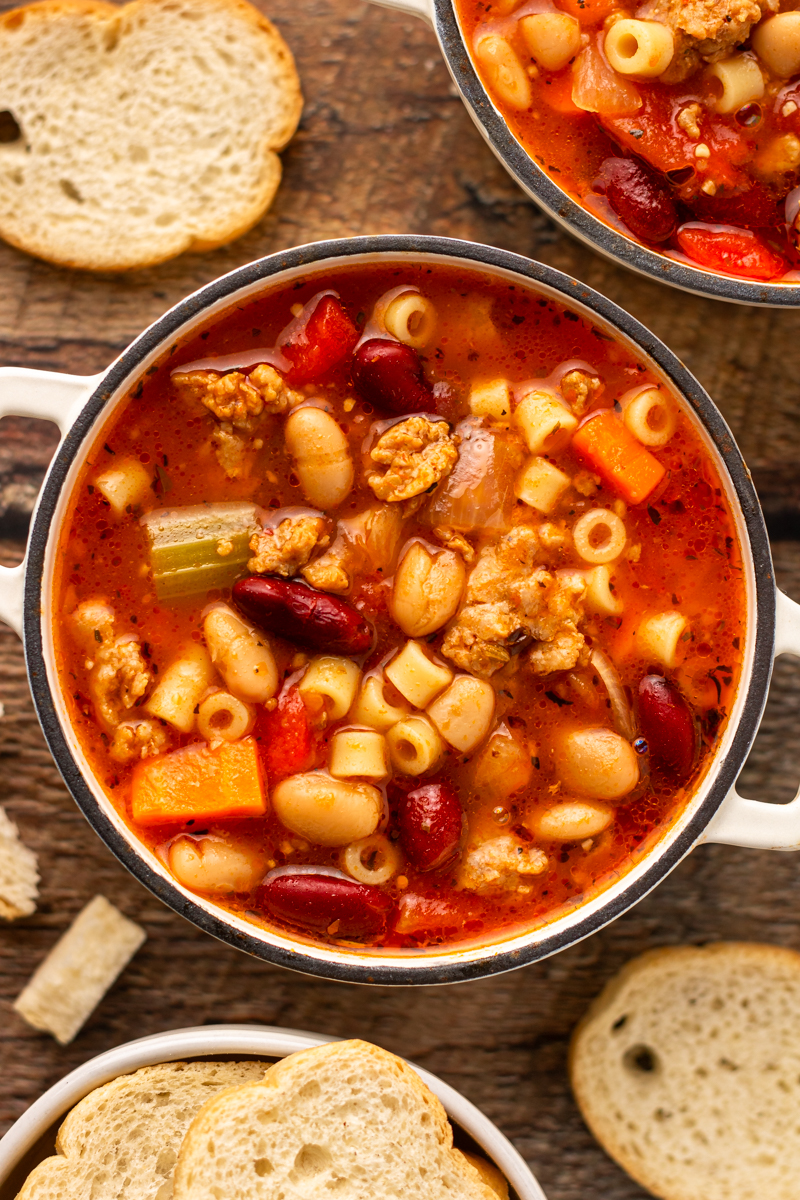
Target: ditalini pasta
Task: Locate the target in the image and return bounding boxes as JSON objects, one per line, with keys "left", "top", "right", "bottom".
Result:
{"left": 54, "top": 263, "right": 745, "bottom": 951}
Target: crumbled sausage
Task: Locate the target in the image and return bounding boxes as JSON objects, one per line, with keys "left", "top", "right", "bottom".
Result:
{"left": 211, "top": 426, "right": 250, "bottom": 479}
{"left": 249, "top": 364, "right": 304, "bottom": 414}
{"left": 367, "top": 417, "right": 458, "bottom": 503}
{"left": 560, "top": 369, "right": 603, "bottom": 415}
{"left": 70, "top": 598, "right": 116, "bottom": 655}
{"left": 110, "top": 719, "right": 170, "bottom": 764}
{"left": 645, "top": 0, "right": 778, "bottom": 79}
{"left": 302, "top": 504, "right": 404, "bottom": 593}
{"left": 248, "top": 514, "right": 329, "bottom": 577}
{"left": 90, "top": 636, "right": 152, "bottom": 729}
{"left": 433, "top": 526, "right": 476, "bottom": 563}
{"left": 457, "top": 835, "right": 548, "bottom": 893}
{"left": 677, "top": 102, "right": 703, "bottom": 140}
{"left": 441, "top": 526, "right": 588, "bottom": 677}
{"left": 572, "top": 470, "right": 602, "bottom": 497}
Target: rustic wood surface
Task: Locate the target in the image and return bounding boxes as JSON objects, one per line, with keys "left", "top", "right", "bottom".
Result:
{"left": 1, "top": 0, "right": 800, "bottom": 1196}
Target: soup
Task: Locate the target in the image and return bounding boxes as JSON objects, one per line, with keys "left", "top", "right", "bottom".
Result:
{"left": 53, "top": 263, "right": 745, "bottom": 952}
{"left": 457, "top": 0, "right": 800, "bottom": 282}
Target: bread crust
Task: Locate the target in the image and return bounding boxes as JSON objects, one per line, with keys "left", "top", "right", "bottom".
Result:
{"left": 0, "top": 0, "right": 302, "bottom": 271}
{"left": 570, "top": 942, "right": 800, "bottom": 1200}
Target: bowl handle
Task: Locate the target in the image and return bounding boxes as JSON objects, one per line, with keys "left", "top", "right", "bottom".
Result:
{"left": 701, "top": 588, "right": 800, "bottom": 850}
{"left": 0, "top": 367, "right": 103, "bottom": 638}
{"left": 366, "top": 0, "right": 432, "bottom": 25}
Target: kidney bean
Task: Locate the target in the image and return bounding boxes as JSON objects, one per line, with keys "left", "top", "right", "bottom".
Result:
{"left": 638, "top": 675, "right": 697, "bottom": 782}
{"left": 676, "top": 223, "right": 786, "bottom": 281}
{"left": 689, "top": 182, "right": 780, "bottom": 230}
{"left": 396, "top": 781, "right": 464, "bottom": 872}
{"left": 594, "top": 157, "right": 677, "bottom": 244}
{"left": 351, "top": 339, "right": 434, "bottom": 414}
{"left": 258, "top": 873, "right": 393, "bottom": 939}
{"left": 281, "top": 296, "right": 359, "bottom": 386}
{"left": 233, "top": 576, "right": 373, "bottom": 656}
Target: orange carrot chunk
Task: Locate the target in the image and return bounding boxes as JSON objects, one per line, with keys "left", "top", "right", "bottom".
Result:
{"left": 131, "top": 736, "right": 266, "bottom": 826}
{"left": 572, "top": 409, "right": 665, "bottom": 505}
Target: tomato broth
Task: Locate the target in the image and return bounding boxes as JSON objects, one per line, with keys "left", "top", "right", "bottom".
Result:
{"left": 53, "top": 263, "right": 745, "bottom": 953}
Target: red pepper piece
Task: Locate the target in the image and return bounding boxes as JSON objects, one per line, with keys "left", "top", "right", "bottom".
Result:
{"left": 638, "top": 674, "right": 697, "bottom": 782}
{"left": 594, "top": 157, "right": 677, "bottom": 243}
{"left": 677, "top": 223, "right": 787, "bottom": 281}
{"left": 233, "top": 576, "right": 373, "bottom": 656}
{"left": 258, "top": 873, "right": 393, "bottom": 939}
{"left": 351, "top": 339, "right": 434, "bottom": 414}
{"left": 254, "top": 686, "right": 313, "bottom": 784}
{"left": 395, "top": 781, "right": 464, "bottom": 872}
{"left": 281, "top": 296, "right": 359, "bottom": 385}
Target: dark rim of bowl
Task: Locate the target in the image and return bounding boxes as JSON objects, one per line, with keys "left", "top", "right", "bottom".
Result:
{"left": 23, "top": 235, "right": 775, "bottom": 985}
{"left": 433, "top": 0, "right": 800, "bottom": 308}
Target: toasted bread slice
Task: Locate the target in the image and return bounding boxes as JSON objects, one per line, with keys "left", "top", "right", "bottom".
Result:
{"left": 0, "top": 806, "right": 39, "bottom": 919}
{"left": 173, "top": 1039, "right": 500, "bottom": 1200}
{"left": 15, "top": 1060, "right": 267, "bottom": 1200}
{"left": 570, "top": 942, "right": 800, "bottom": 1200}
{"left": 0, "top": 0, "right": 302, "bottom": 270}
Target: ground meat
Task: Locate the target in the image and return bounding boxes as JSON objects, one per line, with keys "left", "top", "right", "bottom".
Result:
{"left": 433, "top": 526, "right": 476, "bottom": 563}
{"left": 248, "top": 514, "right": 329, "bottom": 577}
{"left": 110, "top": 719, "right": 170, "bottom": 764}
{"left": 211, "top": 426, "right": 250, "bottom": 479}
{"left": 90, "top": 637, "right": 152, "bottom": 729}
{"left": 677, "top": 101, "right": 703, "bottom": 139}
{"left": 70, "top": 598, "right": 116, "bottom": 655}
{"left": 367, "top": 417, "right": 458, "bottom": 503}
{"left": 441, "top": 526, "right": 588, "bottom": 677}
{"left": 457, "top": 835, "right": 548, "bottom": 893}
{"left": 559, "top": 369, "right": 603, "bottom": 416}
{"left": 173, "top": 366, "right": 302, "bottom": 428}
{"left": 248, "top": 364, "right": 304, "bottom": 414}
{"left": 641, "top": 0, "right": 778, "bottom": 79}
{"left": 572, "top": 470, "right": 602, "bottom": 497}
{"left": 302, "top": 504, "right": 404, "bottom": 593}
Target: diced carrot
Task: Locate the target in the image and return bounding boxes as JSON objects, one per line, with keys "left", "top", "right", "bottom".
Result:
{"left": 572, "top": 409, "right": 666, "bottom": 505}
{"left": 131, "top": 736, "right": 266, "bottom": 826}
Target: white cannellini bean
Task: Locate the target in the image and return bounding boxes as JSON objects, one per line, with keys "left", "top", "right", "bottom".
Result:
{"left": 391, "top": 542, "right": 466, "bottom": 638}
{"left": 169, "top": 837, "right": 264, "bottom": 894}
{"left": 557, "top": 727, "right": 640, "bottom": 800}
{"left": 145, "top": 642, "right": 214, "bottom": 733}
{"left": 271, "top": 772, "right": 383, "bottom": 846}
{"left": 203, "top": 605, "right": 278, "bottom": 704}
{"left": 427, "top": 675, "right": 496, "bottom": 754}
{"left": 284, "top": 406, "right": 354, "bottom": 509}
{"left": 534, "top": 800, "right": 613, "bottom": 841}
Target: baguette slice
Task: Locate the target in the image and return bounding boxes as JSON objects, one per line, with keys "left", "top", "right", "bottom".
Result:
{"left": 173, "top": 1039, "right": 499, "bottom": 1200}
{"left": 15, "top": 1061, "right": 267, "bottom": 1200}
{"left": 570, "top": 942, "right": 800, "bottom": 1200}
{"left": 0, "top": 0, "right": 302, "bottom": 270}
{"left": 0, "top": 806, "right": 39, "bottom": 919}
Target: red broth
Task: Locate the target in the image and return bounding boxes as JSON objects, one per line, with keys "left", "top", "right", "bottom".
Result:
{"left": 53, "top": 263, "right": 745, "bottom": 953}
{"left": 457, "top": 0, "right": 800, "bottom": 282}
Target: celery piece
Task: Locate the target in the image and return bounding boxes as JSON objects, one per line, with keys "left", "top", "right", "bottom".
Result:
{"left": 141, "top": 502, "right": 258, "bottom": 601}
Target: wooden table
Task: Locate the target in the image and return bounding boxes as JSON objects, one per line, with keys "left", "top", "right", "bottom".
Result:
{"left": 2, "top": 1, "right": 800, "bottom": 1196}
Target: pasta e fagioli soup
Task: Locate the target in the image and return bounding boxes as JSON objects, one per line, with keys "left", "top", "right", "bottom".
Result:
{"left": 52, "top": 260, "right": 745, "bottom": 953}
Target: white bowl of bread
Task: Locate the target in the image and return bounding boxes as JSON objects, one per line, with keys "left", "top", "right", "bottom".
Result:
{"left": 0, "top": 1027, "right": 547, "bottom": 1200}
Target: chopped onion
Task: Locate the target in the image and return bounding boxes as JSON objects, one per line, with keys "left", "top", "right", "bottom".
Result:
{"left": 591, "top": 648, "right": 636, "bottom": 741}
{"left": 262, "top": 865, "right": 349, "bottom": 884}
{"left": 572, "top": 38, "right": 642, "bottom": 115}
{"left": 354, "top": 285, "right": 420, "bottom": 349}
{"left": 426, "top": 418, "right": 523, "bottom": 532}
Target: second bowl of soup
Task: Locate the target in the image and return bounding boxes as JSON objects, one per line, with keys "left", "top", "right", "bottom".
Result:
{"left": 1, "top": 235, "right": 795, "bottom": 982}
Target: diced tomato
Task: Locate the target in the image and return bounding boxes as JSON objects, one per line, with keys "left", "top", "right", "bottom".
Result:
{"left": 281, "top": 296, "right": 359, "bottom": 385}
{"left": 557, "top": 0, "right": 616, "bottom": 25}
{"left": 394, "top": 891, "right": 482, "bottom": 936}
{"left": 254, "top": 686, "right": 314, "bottom": 783}
{"left": 676, "top": 223, "right": 787, "bottom": 281}
{"left": 540, "top": 69, "right": 584, "bottom": 115}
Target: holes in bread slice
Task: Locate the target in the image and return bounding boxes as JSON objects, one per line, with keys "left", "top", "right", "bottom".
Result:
{"left": 60, "top": 179, "right": 84, "bottom": 204}
{"left": 623, "top": 1043, "right": 659, "bottom": 1074}
{"left": 292, "top": 1143, "right": 332, "bottom": 1178}
{"left": 0, "top": 110, "right": 21, "bottom": 144}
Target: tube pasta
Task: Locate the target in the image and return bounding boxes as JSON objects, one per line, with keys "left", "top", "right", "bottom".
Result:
{"left": 385, "top": 641, "right": 453, "bottom": 709}
{"left": 297, "top": 655, "right": 361, "bottom": 721}
{"left": 203, "top": 605, "right": 277, "bottom": 704}
{"left": 284, "top": 406, "right": 354, "bottom": 509}
{"left": 427, "top": 675, "right": 496, "bottom": 754}
{"left": 384, "top": 293, "right": 437, "bottom": 349}
{"left": 342, "top": 834, "right": 402, "bottom": 885}
{"left": 520, "top": 12, "right": 581, "bottom": 72}
{"left": 515, "top": 456, "right": 571, "bottom": 514}
{"left": 573, "top": 508, "right": 627, "bottom": 564}
{"left": 706, "top": 54, "right": 764, "bottom": 114}
{"left": 145, "top": 643, "right": 214, "bottom": 733}
{"left": 621, "top": 388, "right": 676, "bottom": 447}
{"left": 196, "top": 691, "right": 255, "bottom": 743}
{"left": 604, "top": 19, "right": 674, "bottom": 78}
{"left": 752, "top": 13, "right": 800, "bottom": 78}
{"left": 636, "top": 610, "right": 687, "bottom": 667}
{"left": 386, "top": 715, "right": 444, "bottom": 775}
{"left": 329, "top": 728, "right": 390, "bottom": 780}
{"left": 271, "top": 772, "right": 383, "bottom": 846}
{"left": 349, "top": 674, "right": 412, "bottom": 732}
{"left": 475, "top": 34, "right": 532, "bottom": 110}
{"left": 534, "top": 800, "right": 613, "bottom": 841}
{"left": 469, "top": 378, "right": 513, "bottom": 420}
{"left": 94, "top": 458, "right": 152, "bottom": 518}
{"left": 584, "top": 565, "right": 623, "bottom": 616}
{"left": 515, "top": 390, "right": 577, "bottom": 455}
